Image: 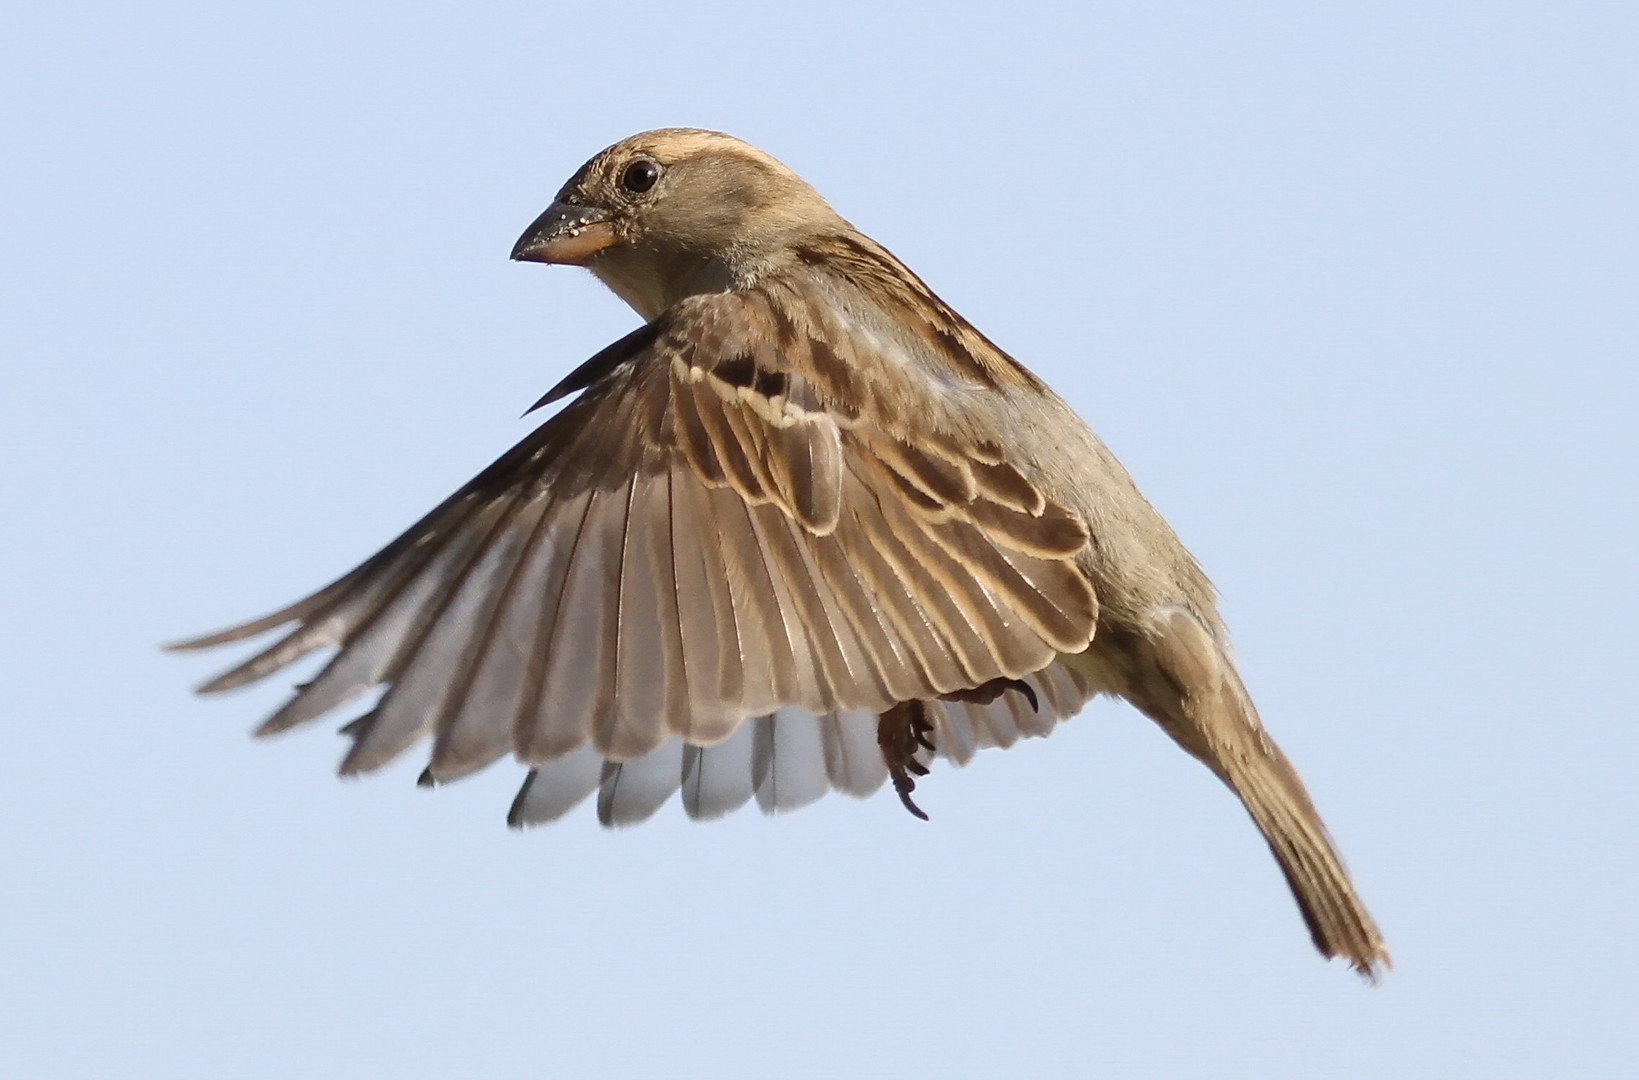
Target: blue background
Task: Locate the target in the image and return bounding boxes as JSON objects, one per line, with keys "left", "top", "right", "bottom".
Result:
{"left": 3, "top": 3, "right": 1634, "bottom": 1076}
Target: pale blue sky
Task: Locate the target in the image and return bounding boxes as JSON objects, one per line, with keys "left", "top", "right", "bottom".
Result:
{"left": 3, "top": 3, "right": 1635, "bottom": 1077}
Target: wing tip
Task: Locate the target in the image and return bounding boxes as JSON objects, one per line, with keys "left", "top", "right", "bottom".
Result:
{"left": 192, "top": 667, "right": 267, "bottom": 696}
{"left": 161, "top": 608, "right": 306, "bottom": 655}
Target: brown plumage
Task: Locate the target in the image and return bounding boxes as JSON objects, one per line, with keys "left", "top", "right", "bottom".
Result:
{"left": 168, "top": 128, "right": 1387, "bottom": 976}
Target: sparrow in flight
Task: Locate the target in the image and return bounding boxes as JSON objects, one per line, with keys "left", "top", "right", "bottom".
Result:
{"left": 170, "top": 129, "right": 1388, "bottom": 975}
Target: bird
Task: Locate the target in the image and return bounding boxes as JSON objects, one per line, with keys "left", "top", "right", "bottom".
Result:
{"left": 168, "top": 128, "right": 1388, "bottom": 976}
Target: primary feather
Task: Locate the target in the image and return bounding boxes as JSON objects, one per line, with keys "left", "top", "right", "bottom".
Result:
{"left": 170, "top": 127, "right": 1386, "bottom": 976}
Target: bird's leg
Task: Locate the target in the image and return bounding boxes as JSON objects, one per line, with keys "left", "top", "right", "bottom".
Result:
{"left": 877, "top": 700, "right": 936, "bottom": 821}
{"left": 939, "top": 676, "right": 1039, "bottom": 713}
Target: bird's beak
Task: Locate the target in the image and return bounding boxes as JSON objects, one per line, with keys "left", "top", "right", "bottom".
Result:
{"left": 510, "top": 202, "right": 618, "bottom": 265}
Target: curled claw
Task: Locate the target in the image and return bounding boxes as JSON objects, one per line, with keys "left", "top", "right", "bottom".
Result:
{"left": 878, "top": 700, "right": 936, "bottom": 820}
{"left": 940, "top": 676, "right": 1038, "bottom": 713}
{"left": 891, "top": 772, "right": 930, "bottom": 821}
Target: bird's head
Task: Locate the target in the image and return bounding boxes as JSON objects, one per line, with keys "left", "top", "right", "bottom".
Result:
{"left": 511, "top": 129, "right": 846, "bottom": 320}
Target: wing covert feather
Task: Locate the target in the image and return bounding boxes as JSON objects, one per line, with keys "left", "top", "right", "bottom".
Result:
{"left": 179, "top": 285, "right": 1100, "bottom": 807}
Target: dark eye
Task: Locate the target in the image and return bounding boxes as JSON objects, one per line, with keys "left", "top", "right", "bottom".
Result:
{"left": 620, "top": 159, "right": 660, "bottom": 194}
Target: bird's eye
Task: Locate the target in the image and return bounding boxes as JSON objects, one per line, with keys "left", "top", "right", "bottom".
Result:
{"left": 620, "top": 159, "right": 660, "bottom": 194}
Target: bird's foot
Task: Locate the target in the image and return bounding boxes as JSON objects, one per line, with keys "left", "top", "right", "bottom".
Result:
{"left": 878, "top": 700, "right": 936, "bottom": 821}
{"left": 940, "top": 676, "right": 1039, "bottom": 713}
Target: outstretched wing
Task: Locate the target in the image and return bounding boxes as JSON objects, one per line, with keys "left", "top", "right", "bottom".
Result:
{"left": 509, "top": 657, "right": 1103, "bottom": 829}
{"left": 170, "top": 282, "right": 1100, "bottom": 820}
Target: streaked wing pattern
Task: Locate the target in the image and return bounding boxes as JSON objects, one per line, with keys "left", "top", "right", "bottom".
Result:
{"left": 170, "top": 283, "right": 1101, "bottom": 824}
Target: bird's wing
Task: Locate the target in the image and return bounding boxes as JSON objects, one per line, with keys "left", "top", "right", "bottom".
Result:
{"left": 170, "top": 285, "right": 1099, "bottom": 816}
{"left": 510, "top": 656, "right": 1104, "bottom": 829}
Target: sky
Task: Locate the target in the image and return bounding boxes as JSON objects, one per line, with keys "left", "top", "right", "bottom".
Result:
{"left": 2, "top": 3, "right": 1635, "bottom": 1077}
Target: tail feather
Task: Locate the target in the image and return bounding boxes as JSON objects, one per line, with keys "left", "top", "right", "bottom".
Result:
{"left": 1220, "top": 737, "right": 1388, "bottom": 976}
{"left": 1133, "top": 609, "right": 1389, "bottom": 977}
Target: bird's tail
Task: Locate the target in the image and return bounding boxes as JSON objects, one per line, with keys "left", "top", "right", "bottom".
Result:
{"left": 1121, "top": 609, "right": 1389, "bottom": 977}
{"left": 1212, "top": 719, "right": 1388, "bottom": 976}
